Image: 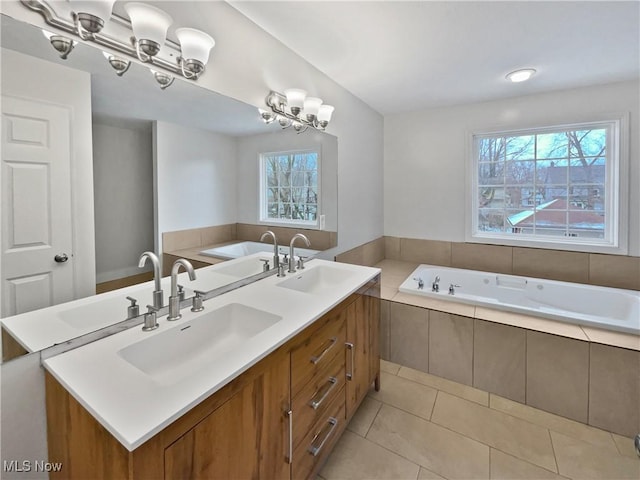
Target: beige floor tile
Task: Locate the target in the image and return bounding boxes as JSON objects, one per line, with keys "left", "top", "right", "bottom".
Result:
{"left": 347, "top": 397, "right": 382, "bottom": 437}
{"left": 489, "top": 394, "right": 619, "bottom": 452}
{"left": 612, "top": 433, "right": 640, "bottom": 459}
{"left": 431, "top": 392, "right": 557, "bottom": 472}
{"left": 418, "top": 467, "right": 446, "bottom": 479}
{"left": 367, "top": 404, "right": 490, "bottom": 479}
{"left": 490, "top": 449, "right": 566, "bottom": 479}
{"left": 320, "top": 430, "right": 420, "bottom": 480}
{"left": 551, "top": 431, "right": 640, "bottom": 479}
{"left": 368, "top": 372, "right": 437, "bottom": 421}
{"left": 398, "top": 366, "right": 488, "bottom": 406}
{"left": 381, "top": 359, "right": 401, "bottom": 375}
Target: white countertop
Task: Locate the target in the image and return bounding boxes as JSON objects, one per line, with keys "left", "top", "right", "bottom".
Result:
{"left": 43, "top": 259, "right": 380, "bottom": 451}
{"left": 0, "top": 253, "right": 270, "bottom": 353}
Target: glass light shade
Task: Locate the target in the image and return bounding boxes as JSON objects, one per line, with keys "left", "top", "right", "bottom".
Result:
{"left": 317, "top": 105, "right": 335, "bottom": 123}
{"left": 284, "top": 89, "right": 307, "bottom": 109}
{"left": 124, "top": 2, "right": 173, "bottom": 46}
{"left": 506, "top": 68, "right": 536, "bottom": 83}
{"left": 68, "top": 0, "right": 116, "bottom": 21}
{"left": 303, "top": 97, "right": 323, "bottom": 116}
{"left": 176, "top": 28, "right": 215, "bottom": 64}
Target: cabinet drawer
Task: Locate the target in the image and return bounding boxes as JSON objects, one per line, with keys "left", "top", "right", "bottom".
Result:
{"left": 292, "top": 386, "right": 346, "bottom": 480}
{"left": 291, "top": 310, "right": 346, "bottom": 395}
{"left": 292, "top": 350, "right": 345, "bottom": 449}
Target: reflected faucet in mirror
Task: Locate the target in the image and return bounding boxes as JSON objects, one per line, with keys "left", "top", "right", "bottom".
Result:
{"left": 168, "top": 259, "right": 196, "bottom": 321}
{"left": 260, "top": 230, "right": 280, "bottom": 270}
{"left": 138, "top": 251, "right": 163, "bottom": 309}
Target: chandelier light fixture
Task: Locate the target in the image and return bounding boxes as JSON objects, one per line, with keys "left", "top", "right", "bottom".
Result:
{"left": 261, "top": 89, "right": 335, "bottom": 133}
{"left": 22, "top": 0, "right": 216, "bottom": 89}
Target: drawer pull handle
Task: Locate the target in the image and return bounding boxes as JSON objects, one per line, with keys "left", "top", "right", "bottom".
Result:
{"left": 346, "top": 342, "right": 354, "bottom": 380}
{"left": 308, "top": 417, "right": 338, "bottom": 457}
{"left": 310, "top": 336, "right": 337, "bottom": 365}
{"left": 285, "top": 409, "right": 293, "bottom": 464}
{"left": 309, "top": 377, "right": 338, "bottom": 410}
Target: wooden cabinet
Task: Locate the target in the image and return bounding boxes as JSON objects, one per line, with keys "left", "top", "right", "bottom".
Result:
{"left": 165, "top": 350, "right": 290, "bottom": 480}
{"left": 46, "top": 276, "right": 380, "bottom": 480}
{"left": 346, "top": 280, "right": 381, "bottom": 419}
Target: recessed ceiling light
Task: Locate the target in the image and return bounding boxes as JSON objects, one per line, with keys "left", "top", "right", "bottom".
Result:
{"left": 506, "top": 68, "right": 536, "bottom": 83}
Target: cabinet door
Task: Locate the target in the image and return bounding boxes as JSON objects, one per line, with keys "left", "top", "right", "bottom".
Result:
{"left": 345, "top": 296, "right": 371, "bottom": 418}
{"left": 165, "top": 351, "right": 291, "bottom": 480}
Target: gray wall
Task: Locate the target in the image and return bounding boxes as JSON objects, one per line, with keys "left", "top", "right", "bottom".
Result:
{"left": 93, "top": 121, "right": 154, "bottom": 283}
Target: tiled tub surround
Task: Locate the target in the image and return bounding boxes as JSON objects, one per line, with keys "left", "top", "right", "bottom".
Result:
{"left": 317, "top": 359, "right": 640, "bottom": 480}
{"left": 335, "top": 237, "right": 640, "bottom": 439}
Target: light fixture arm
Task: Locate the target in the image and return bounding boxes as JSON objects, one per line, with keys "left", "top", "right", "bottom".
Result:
{"left": 21, "top": 0, "right": 195, "bottom": 81}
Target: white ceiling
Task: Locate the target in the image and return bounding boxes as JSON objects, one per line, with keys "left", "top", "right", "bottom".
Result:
{"left": 229, "top": 1, "right": 640, "bottom": 115}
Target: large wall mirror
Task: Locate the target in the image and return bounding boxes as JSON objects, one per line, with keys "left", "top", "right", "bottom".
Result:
{"left": 0, "top": 13, "right": 338, "bottom": 363}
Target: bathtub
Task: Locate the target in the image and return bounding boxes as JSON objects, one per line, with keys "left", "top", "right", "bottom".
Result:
{"left": 398, "top": 265, "right": 640, "bottom": 335}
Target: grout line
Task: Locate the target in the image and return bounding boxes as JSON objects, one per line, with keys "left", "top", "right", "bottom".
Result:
{"left": 547, "top": 428, "right": 561, "bottom": 474}
{"left": 488, "top": 446, "right": 492, "bottom": 479}
{"left": 429, "top": 390, "right": 439, "bottom": 421}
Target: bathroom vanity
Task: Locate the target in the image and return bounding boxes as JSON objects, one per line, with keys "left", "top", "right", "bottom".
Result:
{"left": 43, "top": 259, "right": 380, "bottom": 479}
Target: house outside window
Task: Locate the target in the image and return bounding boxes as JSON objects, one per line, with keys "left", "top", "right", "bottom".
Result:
{"left": 259, "top": 149, "right": 320, "bottom": 227}
{"left": 469, "top": 118, "right": 626, "bottom": 252}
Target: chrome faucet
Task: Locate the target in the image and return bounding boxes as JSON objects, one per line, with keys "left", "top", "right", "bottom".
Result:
{"left": 260, "top": 230, "right": 280, "bottom": 270}
{"left": 448, "top": 284, "right": 461, "bottom": 295}
{"left": 414, "top": 277, "right": 424, "bottom": 290}
{"left": 138, "top": 251, "right": 163, "bottom": 309}
{"left": 432, "top": 276, "right": 440, "bottom": 292}
{"left": 289, "top": 233, "right": 311, "bottom": 273}
{"left": 168, "top": 259, "right": 196, "bottom": 321}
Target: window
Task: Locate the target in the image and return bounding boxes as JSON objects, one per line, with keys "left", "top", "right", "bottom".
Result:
{"left": 260, "top": 149, "right": 319, "bottom": 227}
{"left": 470, "top": 119, "right": 625, "bottom": 251}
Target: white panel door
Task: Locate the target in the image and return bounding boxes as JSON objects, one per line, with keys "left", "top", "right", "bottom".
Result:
{"left": 1, "top": 96, "right": 75, "bottom": 317}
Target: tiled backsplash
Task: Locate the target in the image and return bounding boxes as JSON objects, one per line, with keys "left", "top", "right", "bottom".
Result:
{"left": 337, "top": 236, "right": 640, "bottom": 291}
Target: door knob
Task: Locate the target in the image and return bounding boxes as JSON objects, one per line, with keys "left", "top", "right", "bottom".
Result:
{"left": 54, "top": 253, "right": 69, "bottom": 263}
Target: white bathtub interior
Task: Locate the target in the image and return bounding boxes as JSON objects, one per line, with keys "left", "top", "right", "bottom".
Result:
{"left": 399, "top": 265, "right": 640, "bottom": 335}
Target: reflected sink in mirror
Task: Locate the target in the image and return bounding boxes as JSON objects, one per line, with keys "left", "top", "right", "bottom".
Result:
{"left": 212, "top": 256, "right": 271, "bottom": 278}
{"left": 117, "top": 303, "right": 282, "bottom": 385}
{"left": 277, "top": 265, "right": 357, "bottom": 295}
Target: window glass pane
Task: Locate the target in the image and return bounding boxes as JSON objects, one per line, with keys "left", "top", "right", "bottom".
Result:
{"left": 569, "top": 129, "right": 606, "bottom": 157}
{"left": 537, "top": 132, "right": 568, "bottom": 159}
{"left": 478, "top": 138, "right": 505, "bottom": 162}
{"left": 505, "top": 160, "right": 535, "bottom": 184}
{"left": 478, "top": 209, "right": 505, "bottom": 232}
{"left": 506, "top": 135, "right": 535, "bottom": 160}
{"left": 478, "top": 162, "right": 504, "bottom": 185}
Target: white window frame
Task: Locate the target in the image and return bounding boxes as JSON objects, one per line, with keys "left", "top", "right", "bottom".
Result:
{"left": 466, "top": 115, "right": 629, "bottom": 254}
{"left": 258, "top": 148, "right": 321, "bottom": 228}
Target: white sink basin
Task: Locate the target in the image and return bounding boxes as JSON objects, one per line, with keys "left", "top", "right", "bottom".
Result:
{"left": 117, "top": 303, "right": 282, "bottom": 385}
{"left": 277, "top": 265, "right": 357, "bottom": 295}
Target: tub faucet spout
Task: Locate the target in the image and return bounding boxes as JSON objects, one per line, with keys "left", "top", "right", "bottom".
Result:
{"left": 432, "top": 276, "right": 440, "bottom": 292}
{"left": 448, "top": 284, "right": 461, "bottom": 295}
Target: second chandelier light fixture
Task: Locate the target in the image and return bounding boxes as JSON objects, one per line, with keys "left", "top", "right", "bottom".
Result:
{"left": 261, "top": 89, "right": 335, "bottom": 133}
{"left": 24, "top": 0, "right": 216, "bottom": 90}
